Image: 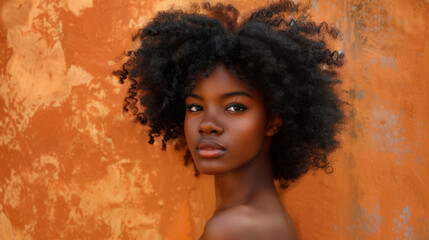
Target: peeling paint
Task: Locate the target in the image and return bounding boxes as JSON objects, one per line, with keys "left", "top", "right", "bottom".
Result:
{"left": 348, "top": 200, "right": 382, "bottom": 237}
{"left": 372, "top": 101, "right": 409, "bottom": 165}
{"left": 0, "top": 209, "right": 15, "bottom": 240}
{"left": 357, "top": 90, "right": 365, "bottom": 100}
{"left": 0, "top": 0, "right": 428, "bottom": 239}
{"left": 66, "top": 0, "right": 93, "bottom": 16}
{"left": 392, "top": 206, "right": 415, "bottom": 239}
{"left": 370, "top": 56, "right": 397, "bottom": 68}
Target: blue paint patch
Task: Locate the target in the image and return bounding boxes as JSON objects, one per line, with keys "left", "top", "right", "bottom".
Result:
{"left": 371, "top": 101, "right": 415, "bottom": 165}
{"left": 380, "top": 56, "right": 397, "bottom": 68}
{"left": 348, "top": 199, "right": 382, "bottom": 236}
{"left": 400, "top": 206, "right": 410, "bottom": 225}
{"left": 393, "top": 206, "right": 415, "bottom": 239}
{"left": 312, "top": 0, "right": 320, "bottom": 14}
{"left": 415, "top": 156, "right": 422, "bottom": 165}
{"left": 374, "top": 94, "right": 380, "bottom": 102}
{"left": 369, "top": 56, "right": 397, "bottom": 68}
{"left": 405, "top": 226, "right": 413, "bottom": 238}
{"left": 413, "top": 120, "right": 425, "bottom": 167}
{"left": 357, "top": 90, "right": 365, "bottom": 100}
{"left": 394, "top": 217, "right": 402, "bottom": 231}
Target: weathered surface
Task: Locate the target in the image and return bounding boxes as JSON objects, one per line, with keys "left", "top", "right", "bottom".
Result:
{"left": 0, "top": 0, "right": 428, "bottom": 239}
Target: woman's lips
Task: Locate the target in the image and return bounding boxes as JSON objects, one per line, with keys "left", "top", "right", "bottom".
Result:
{"left": 196, "top": 149, "right": 226, "bottom": 159}
{"left": 196, "top": 140, "right": 226, "bottom": 159}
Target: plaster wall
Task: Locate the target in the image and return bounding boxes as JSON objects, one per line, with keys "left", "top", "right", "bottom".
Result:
{"left": 0, "top": 0, "right": 428, "bottom": 239}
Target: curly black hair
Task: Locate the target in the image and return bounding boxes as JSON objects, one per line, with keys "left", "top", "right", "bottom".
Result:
{"left": 114, "top": 0, "right": 345, "bottom": 188}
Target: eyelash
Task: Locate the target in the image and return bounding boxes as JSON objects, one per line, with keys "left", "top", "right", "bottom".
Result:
{"left": 186, "top": 103, "right": 248, "bottom": 113}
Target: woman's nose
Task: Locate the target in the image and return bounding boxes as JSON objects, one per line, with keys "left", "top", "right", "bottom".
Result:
{"left": 198, "top": 111, "right": 224, "bottom": 135}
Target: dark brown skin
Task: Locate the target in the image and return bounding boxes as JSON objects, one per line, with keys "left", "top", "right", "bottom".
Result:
{"left": 184, "top": 62, "right": 297, "bottom": 240}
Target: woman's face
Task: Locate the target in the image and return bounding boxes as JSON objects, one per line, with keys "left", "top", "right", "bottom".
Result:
{"left": 184, "top": 62, "right": 275, "bottom": 175}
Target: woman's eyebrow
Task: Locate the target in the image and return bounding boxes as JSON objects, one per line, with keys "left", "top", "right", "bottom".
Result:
{"left": 187, "top": 91, "right": 254, "bottom": 100}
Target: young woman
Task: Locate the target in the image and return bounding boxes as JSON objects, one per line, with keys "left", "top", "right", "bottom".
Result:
{"left": 115, "top": 1, "right": 344, "bottom": 239}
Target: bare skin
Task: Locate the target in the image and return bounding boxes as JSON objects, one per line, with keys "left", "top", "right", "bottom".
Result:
{"left": 201, "top": 139, "right": 297, "bottom": 240}
{"left": 185, "top": 62, "right": 297, "bottom": 240}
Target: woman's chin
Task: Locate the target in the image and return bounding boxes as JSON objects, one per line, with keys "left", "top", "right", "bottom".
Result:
{"left": 195, "top": 162, "right": 230, "bottom": 175}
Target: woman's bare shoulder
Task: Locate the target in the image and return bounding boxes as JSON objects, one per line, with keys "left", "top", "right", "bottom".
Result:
{"left": 199, "top": 206, "right": 254, "bottom": 240}
{"left": 199, "top": 205, "right": 297, "bottom": 240}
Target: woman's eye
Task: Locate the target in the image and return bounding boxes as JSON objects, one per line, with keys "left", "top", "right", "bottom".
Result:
{"left": 226, "top": 103, "right": 248, "bottom": 112}
{"left": 187, "top": 104, "right": 202, "bottom": 112}
{"left": 187, "top": 103, "right": 247, "bottom": 112}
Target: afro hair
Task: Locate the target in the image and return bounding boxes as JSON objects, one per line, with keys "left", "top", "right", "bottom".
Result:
{"left": 114, "top": 0, "right": 345, "bottom": 188}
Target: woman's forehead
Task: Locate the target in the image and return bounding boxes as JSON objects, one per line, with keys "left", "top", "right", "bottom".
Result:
{"left": 190, "top": 62, "right": 260, "bottom": 98}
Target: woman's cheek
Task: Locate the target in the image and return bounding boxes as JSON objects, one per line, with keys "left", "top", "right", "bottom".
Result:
{"left": 230, "top": 115, "right": 266, "bottom": 155}
{"left": 184, "top": 116, "right": 197, "bottom": 148}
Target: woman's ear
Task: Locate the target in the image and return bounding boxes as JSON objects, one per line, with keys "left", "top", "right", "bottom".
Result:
{"left": 266, "top": 113, "right": 282, "bottom": 137}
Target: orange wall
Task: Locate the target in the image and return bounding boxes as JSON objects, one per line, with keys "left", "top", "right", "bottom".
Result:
{"left": 0, "top": 0, "right": 428, "bottom": 239}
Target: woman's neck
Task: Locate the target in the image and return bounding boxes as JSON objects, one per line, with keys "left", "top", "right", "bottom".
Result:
{"left": 213, "top": 138, "right": 277, "bottom": 212}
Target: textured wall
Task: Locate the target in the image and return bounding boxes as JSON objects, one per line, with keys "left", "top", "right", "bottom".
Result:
{"left": 0, "top": 0, "right": 428, "bottom": 239}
